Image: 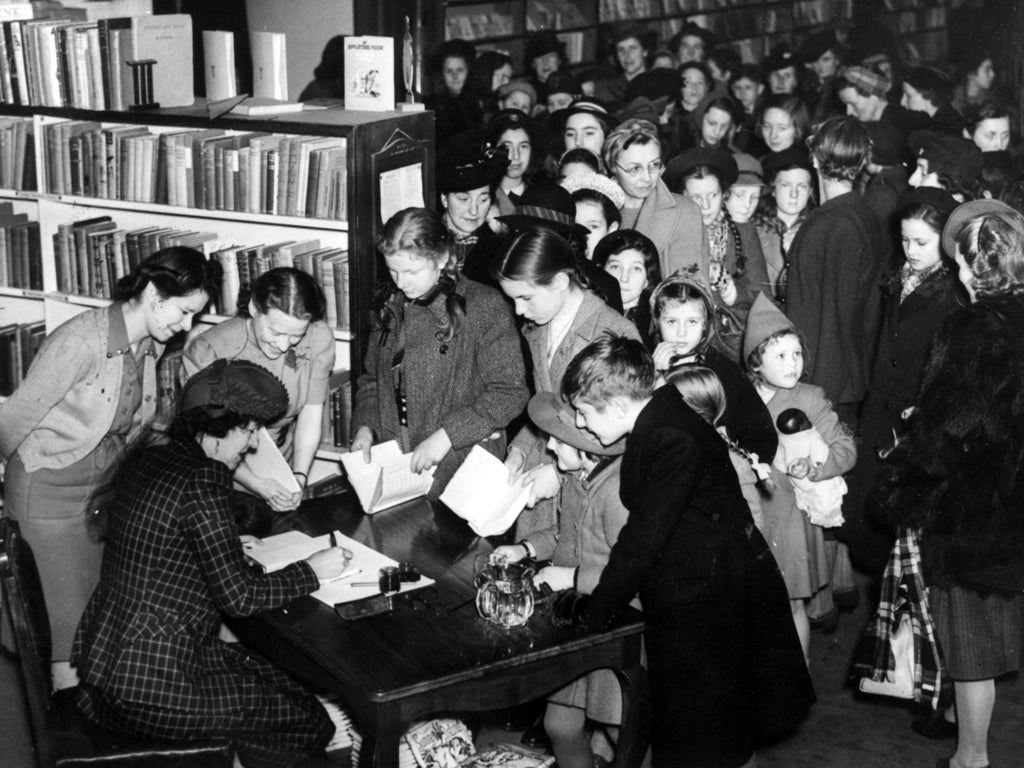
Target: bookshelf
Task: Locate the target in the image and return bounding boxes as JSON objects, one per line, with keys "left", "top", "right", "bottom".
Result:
{"left": 0, "top": 102, "right": 435, "bottom": 460}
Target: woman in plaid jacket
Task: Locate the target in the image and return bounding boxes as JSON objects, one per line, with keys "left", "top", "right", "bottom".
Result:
{"left": 72, "top": 360, "right": 350, "bottom": 768}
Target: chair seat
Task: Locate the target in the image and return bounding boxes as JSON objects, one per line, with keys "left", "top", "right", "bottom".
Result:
{"left": 50, "top": 688, "right": 233, "bottom": 767}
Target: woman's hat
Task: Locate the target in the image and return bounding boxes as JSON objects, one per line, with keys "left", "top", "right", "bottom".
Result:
{"left": 560, "top": 171, "right": 627, "bottom": 209}
{"left": 484, "top": 108, "right": 551, "bottom": 157}
{"left": 763, "top": 44, "right": 797, "bottom": 74}
{"left": 498, "top": 79, "right": 537, "bottom": 105}
{"left": 902, "top": 65, "right": 952, "bottom": 98}
{"left": 732, "top": 154, "right": 765, "bottom": 187}
{"left": 436, "top": 138, "right": 511, "bottom": 194}
{"left": 431, "top": 39, "right": 476, "bottom": 73}
{"left": 839, "top": 66, "right": 891, "bottom": 98}
{"left": 180, "top": 359, "right": 288, "bottom": 422}
{"left": 908, "top": 130, "right": 983, "bottom": 189}
{"left": 941, "top": 199, "right": 1016, "bottom": 257}
{"left": 554, "top": 97, "right": 618, "bottom": 132}
{"left": 545, "top": 71, "right": 583, "bottom": 99}
{"left": 526, "top": 30, "right": 563, "bottom": 62}
{"left": 528, "top": 392, "right": 625, "bottom": 456}
{"left": 798, "top": 30, "right": 840, "bottom": 64}
{"left": 742, "top": 292, "right": 795, "bottom": 362}
{"left": 497, "top": 181, "right": 589, "bottom": 237}
{"left": 897, "top": 187, "right": 958, "bottom": 218}
{"left": 676, "top": 146, "right": 738, "bottom": 189}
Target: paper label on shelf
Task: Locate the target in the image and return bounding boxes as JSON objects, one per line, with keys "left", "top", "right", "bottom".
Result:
{"left": 378, "top": 163, "right": 423, "bottom": 225}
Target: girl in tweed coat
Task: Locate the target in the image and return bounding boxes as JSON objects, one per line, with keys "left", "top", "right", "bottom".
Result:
{"left": 350, "top": 208, "right": 528, "bottom": 495}
{"left": 73, "top": 360, "right": 351, "bottom": 768}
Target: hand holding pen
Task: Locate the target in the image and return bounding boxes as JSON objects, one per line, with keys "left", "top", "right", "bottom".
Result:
{"left": 307, "top": 531, "right": 353, "bottom": 583}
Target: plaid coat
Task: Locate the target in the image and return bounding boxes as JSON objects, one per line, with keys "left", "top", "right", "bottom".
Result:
{"left": 71, "top": 437, "right": 332, "bottom": 768}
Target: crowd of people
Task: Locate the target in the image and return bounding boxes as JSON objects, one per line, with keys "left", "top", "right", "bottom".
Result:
{"left": 2, "top": 11, "right": 1023, "bottom": 768}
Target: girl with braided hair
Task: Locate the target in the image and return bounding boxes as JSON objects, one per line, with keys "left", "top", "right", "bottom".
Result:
{"left": 0, "top": 246, "right": 219, "bottom": 686}
{"left": 350, "top": 207, "right": 528, "bottom": 495}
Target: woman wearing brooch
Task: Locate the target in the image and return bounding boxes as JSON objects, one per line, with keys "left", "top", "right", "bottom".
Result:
{"left": 182, "top": 267, "right": 333, "bottom": 514}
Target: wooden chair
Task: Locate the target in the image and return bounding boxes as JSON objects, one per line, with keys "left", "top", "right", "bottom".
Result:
{"left": 0, "top": 517, "right": 233, "bottom": 767}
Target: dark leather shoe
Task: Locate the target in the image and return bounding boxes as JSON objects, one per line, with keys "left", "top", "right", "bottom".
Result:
{"left": 520, "top": 718, "right": 551, "bottom": 750}
{"left": 913, "top": 712, "right": 958, "bottom": 739}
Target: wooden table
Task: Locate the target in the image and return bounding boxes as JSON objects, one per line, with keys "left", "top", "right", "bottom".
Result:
{"left": 230, "top": 493, "right": 648, "bottom": 768}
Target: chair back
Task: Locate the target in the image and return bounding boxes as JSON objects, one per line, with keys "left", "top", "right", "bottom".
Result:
{"left": 0, "top": 517, "right": 57, "bottom": 768}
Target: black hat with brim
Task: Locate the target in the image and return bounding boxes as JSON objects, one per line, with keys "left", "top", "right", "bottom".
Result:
{"left": 497, "top": 180, "right": 589, "bottom": 237}
{"left": 436, "top": 137, "right": 511, "bottom": 194}
{"left": 528, "top": 392, "right": 625, "bottom": 456}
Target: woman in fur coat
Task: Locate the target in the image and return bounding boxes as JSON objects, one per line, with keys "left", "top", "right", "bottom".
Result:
{"left": 879, "top": 200, "right": 1024, "bottom": 768}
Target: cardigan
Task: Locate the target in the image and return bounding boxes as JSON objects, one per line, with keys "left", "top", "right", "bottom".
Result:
{"left": 0, "top": 302, "right": 162, "bottom": 472}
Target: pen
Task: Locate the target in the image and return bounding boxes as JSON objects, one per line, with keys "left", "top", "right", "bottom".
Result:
{"left": 348, "top": 581, "right": 379, "bottom": 588}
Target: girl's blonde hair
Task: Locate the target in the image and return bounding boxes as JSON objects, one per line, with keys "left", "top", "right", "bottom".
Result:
{"left": 666, "top": 365, "right": 726, "bottom": 425}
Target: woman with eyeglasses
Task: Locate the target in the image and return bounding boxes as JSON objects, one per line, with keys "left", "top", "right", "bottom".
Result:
{"left": 604, "top": 118, "right": 709, "bottom": 283}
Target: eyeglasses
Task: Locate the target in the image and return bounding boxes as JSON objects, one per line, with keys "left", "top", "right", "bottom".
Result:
{"left": 615, "top": 159, "right": 664, "bottom": 179}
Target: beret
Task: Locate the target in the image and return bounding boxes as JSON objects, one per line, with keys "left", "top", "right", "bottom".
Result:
{"left": 180, "top": 359, "right": 288, "bottom": 422}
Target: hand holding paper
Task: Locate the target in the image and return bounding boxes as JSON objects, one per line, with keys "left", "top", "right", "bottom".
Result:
{"left": 440, "top": 445, "right": 533, "bottom": 537}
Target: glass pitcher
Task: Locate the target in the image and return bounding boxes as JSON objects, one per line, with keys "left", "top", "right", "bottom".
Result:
{"left": 474, "top": 552, "right": 535, "bottom": 628}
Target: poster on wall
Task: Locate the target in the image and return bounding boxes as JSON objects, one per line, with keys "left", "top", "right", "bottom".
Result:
{"left": 344, "top": 35, "right": 394, "bottom": 111}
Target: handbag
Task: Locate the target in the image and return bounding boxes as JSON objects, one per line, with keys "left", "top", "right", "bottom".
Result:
{"left": 858, "top": 611, "right": 915, "bottom": 699}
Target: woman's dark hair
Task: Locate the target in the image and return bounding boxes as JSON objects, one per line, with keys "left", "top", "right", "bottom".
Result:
{"left": 559, "top": 147, "right": 603, "bottom": 175}
{"left": 113, "top": 246, "right": 221, "bottom": 303}
{"left": 898, "top": 202, "right": 952, "bottom": 255}
{"left": 809, "top": 116, "right": 870, "bottom": 182}
{"left": 958, "top": 45, "right": 993, "bottom": 81}
{"left": 169, "top": 407, "right": 252, "bottom": 442}
{"left": 681, "top": 163, "right": 727, "bottom": 191}
{"left": 963, "top": 100, "right": 1010, "bottom": 134}
{"left": 469, "top": 50, "right": 513, "bottom": 98}
{"left": 730, "top": 63, "right": 765, "bottom": 89}
{"left": 707, "top": 46, "right": 741, "bottom": 80}
{"left": 375, "top": 207, "right": 465, "bottom": 344}
{"left": 592, "top": 228, "right": 662, "bottom": 289}
{"left": 238, "top": 266, "right": 326, "bottom": 322}
{"left": 570, "top": 188, "right": 622, "bottom": 229}
{"left": 494, "top": 227, "right": 585, "bottom": 289}
{"left": 756, "top": 94, "right": 811, "bottom": 143}
{"left": 678, "top": 61, "right": 713, "bottom": 93}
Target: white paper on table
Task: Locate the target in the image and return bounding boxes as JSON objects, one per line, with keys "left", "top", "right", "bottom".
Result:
{"left": 243, "top": 427, "right": 300, "bottom": 494}
{"left": 440, "top": 445, "right": 533, "bottom": 537}
{"left": 339, "top": 440, "right": 434, "bottom": 514}
{"left": 243, "top": 529, "right": 433, "bottom": 606}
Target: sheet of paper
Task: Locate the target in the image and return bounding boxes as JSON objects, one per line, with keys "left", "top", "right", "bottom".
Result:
{"left": 310, "top": 530, "right": 434, "bottom": 606}
{"left": 243, "top": 427, "right": 300, "bottom": 494}
{"left": 339, "top": 440, "right": 433, "bottom": 514}
{"left": 440, "top": 445, "right": 532, "bottom": 537}
{"left": 378, "top": 163, "right": 423, "bottom": 225}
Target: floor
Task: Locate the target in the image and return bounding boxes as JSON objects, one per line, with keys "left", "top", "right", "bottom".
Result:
{"left": 4, "top": 586, "right": 1023, "bottom": 767}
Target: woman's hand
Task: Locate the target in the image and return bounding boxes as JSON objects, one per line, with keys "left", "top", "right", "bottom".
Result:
{"left": 653, "top": 341, "right": 684, "bottom": 372}
{"left": 259, "top": 478, "right": 302, "bottom": 512}
{"left": 493, "top": 544, "right": 528, "bottom": 563}
{"left": 504, "top": 445, "right": 527, "bottom": 484}
{"left": 306, "top": 546, "right": 354, "bottom": 583}
{"left": 350, "top": 427, "right": 374, "bottom": 463}
{"left": 534, "top": 565, "right": 575, "bottom": 592}
{"left": 411, "top": 429, "right": 452, "bottom": 474}
{"left": 522, "top": 463, "right": 561, "bottom": 507}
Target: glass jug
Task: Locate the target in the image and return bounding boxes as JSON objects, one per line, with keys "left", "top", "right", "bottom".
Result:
{"left": 474, "top": 552, "right": 535, "bottom": 628}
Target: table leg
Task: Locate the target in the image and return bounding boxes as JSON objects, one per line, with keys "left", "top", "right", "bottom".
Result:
{"left": 613, "top": 662, "right": 650, "bottom": 768}
{"left": 356, "top": 709, "right": 403, "bottom": 768}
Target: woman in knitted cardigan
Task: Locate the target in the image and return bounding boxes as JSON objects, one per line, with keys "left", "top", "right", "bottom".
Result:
{"left": 879, "top": 201, "right": 1024, "bottom": 768}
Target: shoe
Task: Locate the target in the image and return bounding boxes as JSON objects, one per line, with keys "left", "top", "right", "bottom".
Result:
{"left": 912, "top": 712, "right": 958, "bottom": 740}
{"left": 520, "top": 718, "right": 552, "bottom": 750}
{"left": 834, "top": 587, "right": 860, "bottom": 611}
{"left": 809, "top": 607, "right": 839, "bottom": 634}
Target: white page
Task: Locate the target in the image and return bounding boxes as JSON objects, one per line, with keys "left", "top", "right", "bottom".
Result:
{"left": 309, "top": 530, "right": 433, "bottom": 606}
{"left": 339, "top": 440, "right": 433, "bottom": 514}
{"left": 440, "top": 445, "right": 532, "bottom": 537}
{"left": 243, "top": 427, "right": 300, "bottom": 494}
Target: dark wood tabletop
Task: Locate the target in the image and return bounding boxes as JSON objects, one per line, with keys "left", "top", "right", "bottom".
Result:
{"left": 230, "top": 491, "right": 647, "bottom": 768}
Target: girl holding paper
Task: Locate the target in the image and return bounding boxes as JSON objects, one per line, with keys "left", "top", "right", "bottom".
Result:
{"left": 350, "top": 207, "right": 529, "bottom": 495}
{"left": 182, "top": 267, "right": 334, "bottom": 513}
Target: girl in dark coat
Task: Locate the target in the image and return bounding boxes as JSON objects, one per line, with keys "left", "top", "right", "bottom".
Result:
{"left": 844, "top": 189, "right": 966, "bottom": 575}
{"left": 350, "top": 208, "right": 529, "bottom": 495}
{"left": 879, "top": 200, "right": 1024, "bottom": 768}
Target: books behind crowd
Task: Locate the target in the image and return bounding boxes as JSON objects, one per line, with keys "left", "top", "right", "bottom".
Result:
{"left": 0, "top": 117, "right": 36, "bottom": 190}
{"left": 46, "top": 214, "right": 352, "bottom": 332}
{"left": 439, "top": 445, "right": 532, "bottom": 537}
{"left": 0, "top": 12, "right": 194, "bottom": 109}
{"left": 0, "top": 200, "right": 40, "bottom": 291}
{"left": 0, "top": 318, "right": 44, "bottom": 396}
{"left": 339, "top": 440, "right": 434, "bottom": 515}
{"left": 322, "top": 369, "right": 351, "bottom": 449}
{"left": 40, "top": 121, "right": 348, "bottom": 221}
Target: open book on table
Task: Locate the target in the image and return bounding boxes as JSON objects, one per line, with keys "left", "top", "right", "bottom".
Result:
{"left": 339, "top": 440, "right": 434, "bottom": 514}
{"left": 244, "top": 529, "right": 433, "bottom": 606}
{"left": 439, "top": 445, "right": 532, "bottom": 537}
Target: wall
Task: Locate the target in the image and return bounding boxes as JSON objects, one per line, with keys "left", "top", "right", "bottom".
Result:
{"left": 245, "top": 0, "right": 354, "bottom": 102}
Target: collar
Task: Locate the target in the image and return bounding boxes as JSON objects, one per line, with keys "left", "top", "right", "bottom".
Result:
{"left": 105, "top": 302, "right": 156, "bottom": 359}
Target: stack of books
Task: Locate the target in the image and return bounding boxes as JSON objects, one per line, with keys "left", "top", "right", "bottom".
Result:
{"left": 41, "top": 121, "right": 348, "bottom": 221}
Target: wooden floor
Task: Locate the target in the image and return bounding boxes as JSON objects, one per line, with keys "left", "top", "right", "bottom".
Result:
{"left": 3, "top": 583, "right": 1023, "bottom": 767}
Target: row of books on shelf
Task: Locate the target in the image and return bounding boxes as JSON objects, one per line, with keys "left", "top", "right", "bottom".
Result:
{"left": 323, "top": 370, "right": 352, "bottom": 451}
{"left": 0, "top": 318, "right": 44, "bottom": 396}
{"left": 43, "top": 214, "right": 352, "bottom": 331}
{"left": 0, "top": 12, "right": 194, "bottom": 111}
{"left": 0, "top": 200, "right": 40, "bottom": 290}
{"left": 39, "top": 120, "right": 348, "bottom": 220}
{"left": 0, "top": 116, "right": 34, "bottom": 190}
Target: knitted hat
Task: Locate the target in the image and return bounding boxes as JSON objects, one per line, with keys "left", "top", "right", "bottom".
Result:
{"left": 498, "top": 79, "right": 537, "bottom": 105}
{"left": 839, "top": 66, "right": 891, "bottom": 98}
{"left": 742, "top": 292, "right": 795, "bottom": 363}
{"left": 498, "top": 180, "right": 589, "bottom": 237}
{"left": 763, "top": 44, "right": 797, "bottom": 75}
{"left": 732, "top": 153, "right": 765, "bottom": 187}
{"left": 902, "top": 65, "right": 952, "bottom": 98}
{"left": 180, "top": 359, "right": 288, "bottom": 422}
{"left": 526, "top": 30, "right": 563, "bottom": 62}
{"left": 908, "top": 130, "right": 983, "bottom": 190}
{"left": 676, "top": 146, "right": 738, "bottom": 189}
{"left": 528, "top": 392, "right": 625, "bottom": 456}
{"left": 941, "top": 199, "right": 1016, "bottom": 258}
{"left": 560, "top": 171, "right": 627, "bottom": 209}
